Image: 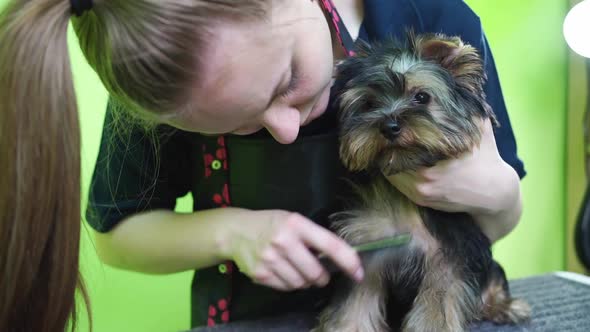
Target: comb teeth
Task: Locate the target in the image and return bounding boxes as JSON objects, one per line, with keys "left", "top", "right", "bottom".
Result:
{"left": 353, "top": 233, "right": 412, "bottom": 252}
{"left": 317, "top": 233, "right": 412, "bottom": 274}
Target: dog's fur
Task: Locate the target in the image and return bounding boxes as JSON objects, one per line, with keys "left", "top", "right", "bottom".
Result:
{"left": 312, "top": 33, "right": 531, "bottom": 332}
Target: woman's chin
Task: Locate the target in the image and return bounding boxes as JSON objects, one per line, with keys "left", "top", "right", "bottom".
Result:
{"left": 230, "top": 126, "right": 264, "bottom": 136}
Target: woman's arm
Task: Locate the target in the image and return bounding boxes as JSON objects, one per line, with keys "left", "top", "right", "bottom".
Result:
{"left": 472, "top": 185, "right": 522, "bottom": 243}
{"left": 386, "top": 119, "right": 523, "bottom": 243}
{"left": 469, "top": 155, "right": 522, "bottom": 243}
{"left": 94, "top": 207, "right": 364, "bottom": 290}
{"left": 95, "top": 208, "right": 239, "bottom": 274}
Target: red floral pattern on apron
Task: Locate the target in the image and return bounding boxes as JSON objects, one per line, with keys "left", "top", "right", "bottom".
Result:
{"left": 201, "top": 135, "right": 234, "bottom": 326}
{"left": 318, "top": 0, "right": 357, "bottom": 56}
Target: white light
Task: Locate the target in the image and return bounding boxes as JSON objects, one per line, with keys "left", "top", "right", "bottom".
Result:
{"left": 564, "top": 0, "right": 590, "bottom": 58}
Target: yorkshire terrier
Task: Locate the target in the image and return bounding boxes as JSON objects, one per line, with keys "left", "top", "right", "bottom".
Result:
{"left": 313, "top": 33, "right": 531, "bottom": 332}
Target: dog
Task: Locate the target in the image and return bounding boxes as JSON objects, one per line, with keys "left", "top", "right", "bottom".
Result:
{"left": 312, "top": 33, "right": 531, "bottom": 332}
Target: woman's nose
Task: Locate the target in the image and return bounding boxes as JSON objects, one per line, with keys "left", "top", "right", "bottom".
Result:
{"left": 261, "top": 106, "right": 301, "bottom": 144}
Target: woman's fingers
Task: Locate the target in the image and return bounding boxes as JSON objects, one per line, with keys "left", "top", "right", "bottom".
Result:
{"left": 288, "top": 214, "right": 364, "bottom": 282}
{"left": 262, "top": 247, "right": 309, "bottom": 289}
{"left": 284, "top": 241, "right": 330, "bottom": 287}
{"left": 252, "top": 266, "right": 290, "bottom": 291}
{"left": 243, "top": 211, "right": 363, "bottom": 291}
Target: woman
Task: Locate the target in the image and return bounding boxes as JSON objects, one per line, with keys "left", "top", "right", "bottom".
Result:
{"left": 1, "top": 0, "right": 525, "bottom": 329}
{"left": 86, "top": 0, "right": 525, "bottom": 327}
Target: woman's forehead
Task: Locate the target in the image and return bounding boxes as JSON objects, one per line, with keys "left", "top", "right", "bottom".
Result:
{"left": 195, "top": 21, "right": 294, "bottom": 114}
{"left": 193, "top": 1, "right": 324, "bottom": 114}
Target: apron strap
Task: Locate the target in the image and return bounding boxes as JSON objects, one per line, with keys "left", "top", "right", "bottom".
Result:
{"left": 318, "top": 0, "right": 356, "bottom": 56}
{"left": 199, "top": 135, "right": 235, "bottom": 327}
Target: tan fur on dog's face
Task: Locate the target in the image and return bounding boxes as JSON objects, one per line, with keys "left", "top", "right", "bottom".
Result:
{"left": 336, "top": 33, "right": 496, "bottom": 175}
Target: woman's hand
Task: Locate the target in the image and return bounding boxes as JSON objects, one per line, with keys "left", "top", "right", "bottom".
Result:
{"left": 218, "top": 209, "right": 364, "bottom": 291}
{"left": 385, "top": 118, "right": 522, "bottom": 242}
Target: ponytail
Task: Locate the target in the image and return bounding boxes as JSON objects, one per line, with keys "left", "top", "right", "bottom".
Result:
{"left": 0, "top": 1, "right": 90, "bottom": 331}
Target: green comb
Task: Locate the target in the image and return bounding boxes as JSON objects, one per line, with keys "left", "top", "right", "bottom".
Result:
{"left": 318, "top": 233, "right": 412, "bottom": 274}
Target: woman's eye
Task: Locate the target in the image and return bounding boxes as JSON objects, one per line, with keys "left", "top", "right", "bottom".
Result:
{"left": 278, "top": 65, "right": 300, "bottom": 99}
{"left": 280, "top": 78, "right": 298, "bottom": 99}
{"left": 413, "top": 92, "right": 431, "bottom": 105}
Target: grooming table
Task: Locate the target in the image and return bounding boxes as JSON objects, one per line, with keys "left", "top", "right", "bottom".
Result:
{"left": 191, "top": 272, "right": 590, "bottom": 332}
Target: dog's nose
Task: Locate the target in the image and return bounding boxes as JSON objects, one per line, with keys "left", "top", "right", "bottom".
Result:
{"left": 380, "top": 120, "right": 402, "bottom": 141}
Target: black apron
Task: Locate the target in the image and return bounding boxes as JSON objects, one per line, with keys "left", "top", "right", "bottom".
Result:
{"left": 189, "top": 0, "right": 357, "bottom": 327}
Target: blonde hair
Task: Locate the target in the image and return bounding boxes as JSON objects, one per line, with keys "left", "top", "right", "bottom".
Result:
{"left": 0, "top": 0, "right": 267, "bottom": 331}
{"left": 74, "top": 0, "right": 268, "bottom": 127}
{"left": 0, "top": 1, "right": 89, "bottom": 331}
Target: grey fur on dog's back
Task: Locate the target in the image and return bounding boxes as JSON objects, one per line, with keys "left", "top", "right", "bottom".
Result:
{"left": 191, "top": 274, "right": 590, "bottom": 332}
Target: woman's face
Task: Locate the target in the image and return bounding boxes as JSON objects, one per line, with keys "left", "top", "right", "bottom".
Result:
{"left": 166, "top": 0, "right": 337, "bottom": 144}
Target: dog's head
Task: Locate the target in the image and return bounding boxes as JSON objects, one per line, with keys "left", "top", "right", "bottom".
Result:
{"left": 336, "top": 32, "right": 496, "bottom": 175}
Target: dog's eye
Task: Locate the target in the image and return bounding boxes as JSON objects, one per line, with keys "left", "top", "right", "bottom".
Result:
{"left": 413, "top": 92, "right": 431, "bottom": 105}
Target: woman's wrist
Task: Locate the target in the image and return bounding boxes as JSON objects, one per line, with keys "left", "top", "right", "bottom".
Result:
{"left": 213, "top": 207, "right": 254, "bottom": 261}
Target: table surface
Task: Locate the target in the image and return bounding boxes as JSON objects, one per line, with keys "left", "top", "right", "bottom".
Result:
{"left": 191, "top": 272, "right": 590, "bottom": 332}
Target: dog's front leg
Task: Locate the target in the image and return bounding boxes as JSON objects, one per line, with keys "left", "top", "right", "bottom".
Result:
{"left": 313, "top": 270, "right": 389, "bottom": 332}
{"left": 401, "top": 255, "right": 480, "bottom": 332}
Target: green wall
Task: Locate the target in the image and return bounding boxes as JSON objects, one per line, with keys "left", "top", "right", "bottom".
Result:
{"left": 0, "top": 0, "right": 569, "bottom": 331}
{"left": 466, "top": 0, "right": 568, "bottom": 277}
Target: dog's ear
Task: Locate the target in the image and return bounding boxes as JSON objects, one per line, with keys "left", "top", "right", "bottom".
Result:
{"left": 413, "top": 33, "right": 496, "bottom": 123}
{"left": 415, "top": 34, "right": 486, "bottom": 95}
{"left": 418, "top": 37, "right": 463, "bottom": 65}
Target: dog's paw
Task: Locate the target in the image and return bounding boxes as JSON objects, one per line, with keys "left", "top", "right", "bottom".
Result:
{"left": 486, "top": 298, "right": 531, "bottom": 324}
